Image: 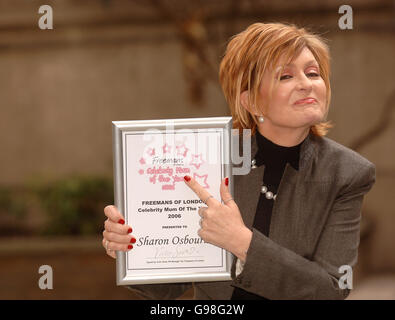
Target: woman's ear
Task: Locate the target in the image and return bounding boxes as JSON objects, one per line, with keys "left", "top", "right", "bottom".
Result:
{"left": 240, "top": 90, "right": 259, "bottom": 116}
{"left": 240, "top": 90, "right": 252, "bottom": 113}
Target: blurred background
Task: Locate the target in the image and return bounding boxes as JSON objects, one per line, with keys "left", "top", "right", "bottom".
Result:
{"left": 0, "top": 0, "right": 394, "bottom": 300}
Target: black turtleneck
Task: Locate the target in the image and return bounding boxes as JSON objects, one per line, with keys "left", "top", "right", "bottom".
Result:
{"left": 231, "top": 129, "right": 305, "bottom": 300}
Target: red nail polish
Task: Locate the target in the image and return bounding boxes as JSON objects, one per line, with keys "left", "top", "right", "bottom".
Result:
{"left": 184, "top": 176, "right": 191, "bottom": 182}
{"left": 130, "top": 238, "right": 136, "bottom": 244}
{"left": 128, "top": 245, "right": 133, "bottom": 249}
{"left": 225, "top": 177, "right": 229, "bottom": 186}
{"left": 127, "top": 227, "right": 133, "bottom": 234}
{"left": 118, "top": 219, "right": 125, "bottom": 225}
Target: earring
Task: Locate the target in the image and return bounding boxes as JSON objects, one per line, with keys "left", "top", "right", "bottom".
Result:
{"left": 258, "top": 116, "right": 264, "bottom": 123}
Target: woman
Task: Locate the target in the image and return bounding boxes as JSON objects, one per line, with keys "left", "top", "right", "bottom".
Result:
{"left": 102, "top": 22, "right": 376, "bottom": 299}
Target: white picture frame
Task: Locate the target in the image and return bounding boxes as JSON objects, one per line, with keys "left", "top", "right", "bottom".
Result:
{"left": 112, "top": 116, "right": 234, "bottom": 285}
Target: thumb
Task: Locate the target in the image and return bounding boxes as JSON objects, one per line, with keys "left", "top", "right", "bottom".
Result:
{"left": 220, "top": 177, "right": 235, "bottom": 208}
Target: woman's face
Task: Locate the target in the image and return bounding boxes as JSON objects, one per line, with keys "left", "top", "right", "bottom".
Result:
{"left": 258, "top": 47, "right": 327, "bottom": 131}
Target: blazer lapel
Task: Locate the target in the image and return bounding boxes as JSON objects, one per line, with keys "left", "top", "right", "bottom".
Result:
{"left": 268, "top": 162, "right": 299, "bottom": 241}
{"left": 267, "top": 132, "right": 318, "bottom": 248}
{"left": 233, "top": 130, "right": 318, "bottom": 238}
{"left": 233, "top": 130, "right": 264, "bottom": 229}
{"left": 234, "top": 164, "right": 265, "bottom": 229}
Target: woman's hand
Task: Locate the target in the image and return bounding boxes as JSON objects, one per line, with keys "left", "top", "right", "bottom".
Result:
{"left": 184, "top": 176, "right": 252, "bottom": 262}
{"left": 102, "top": 205, "right": 136, "bottom": 259}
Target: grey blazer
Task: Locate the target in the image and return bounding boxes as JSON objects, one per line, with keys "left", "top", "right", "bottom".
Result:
{"left": 127, "top": 131, "right": 376, "bottom": 300}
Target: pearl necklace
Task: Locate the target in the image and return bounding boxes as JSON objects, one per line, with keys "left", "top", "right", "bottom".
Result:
{"left": 251, "top": 159, "right": 277, "bottom": 201}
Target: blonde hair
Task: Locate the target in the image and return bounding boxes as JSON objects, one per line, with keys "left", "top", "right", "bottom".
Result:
{"left": 219, "top": 22, "right": 333, "bottom": 137}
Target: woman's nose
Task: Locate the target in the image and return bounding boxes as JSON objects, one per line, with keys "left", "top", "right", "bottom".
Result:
{"left": 296, "top": 73, "right": 313, "bottom": 91}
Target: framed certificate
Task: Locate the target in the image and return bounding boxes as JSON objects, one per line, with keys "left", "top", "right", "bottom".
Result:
{"left": 112, "top": 117, "right": 233, "bottom": 285}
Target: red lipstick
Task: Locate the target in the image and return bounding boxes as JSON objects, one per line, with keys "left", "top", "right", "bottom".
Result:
{"left": 294, "top": 97, "right": 317, "bottom": 105}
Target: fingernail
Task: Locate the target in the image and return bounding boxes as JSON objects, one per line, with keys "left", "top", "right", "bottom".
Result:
{"left": 118, "top": 219, "right": 125, "bottom": 225}
{"left": 128, "top": 245, "right": 133, "bottom": 250}
{"left": 225, "top": 177, "right": 229, "bottom": 186}
{"left": 130, "top": 238, "right": 136, "bottom": 244}
{"left": 127, "top": 227, "right": 133, "bottom": 234}
{"left": 184, "top": 175, "right": 191, "bottom": 182}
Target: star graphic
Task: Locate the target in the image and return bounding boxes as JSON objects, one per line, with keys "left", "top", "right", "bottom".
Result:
{"left": 189, "top": 153, "right": 205, "bottom": 169}
{"left": 176, "top": 143, "right": 189, "bottom": 157}
{"left": 162, "top": 143, "right": 171, "bottom": 154}
{"left": 193, "top": 173, "right": 210, "bottom": 188}
{"left": 139, "top": 157, "right": 146, "bottom": 165}
{"left": 147, "top": 148, "right": 155, "bottom": 156}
